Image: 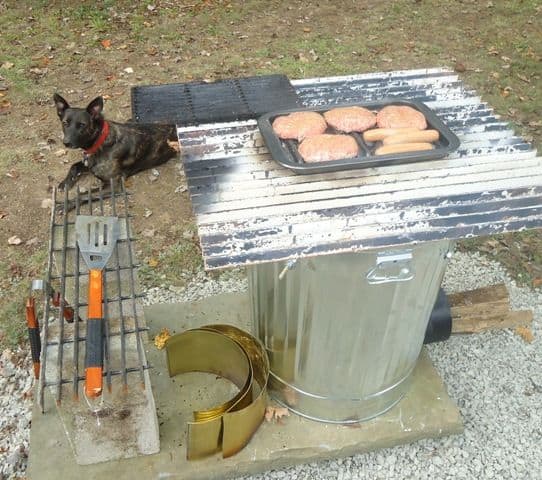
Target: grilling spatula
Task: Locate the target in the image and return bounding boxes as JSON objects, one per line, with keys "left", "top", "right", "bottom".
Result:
{"left": 75, "top": 215, "right": 119, "bottom": 398}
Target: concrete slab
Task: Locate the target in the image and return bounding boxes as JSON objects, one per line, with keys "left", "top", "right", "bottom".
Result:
{"left": 42, "top": 218, "right": 160, "bottom": 465}
{"left": 28, "top": 292, "right": 463, "bottom": 479}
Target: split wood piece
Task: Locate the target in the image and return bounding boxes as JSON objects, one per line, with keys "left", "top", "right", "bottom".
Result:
{"left": 449, "top": 283, "right": 533, "bottom": 334}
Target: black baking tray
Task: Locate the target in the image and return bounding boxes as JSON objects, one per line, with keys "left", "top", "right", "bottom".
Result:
{"left": 257, "top": 99, "right": 460, "bottom": 174}
{"left": 131, "top": 74, "right": 302, "bottom": 126}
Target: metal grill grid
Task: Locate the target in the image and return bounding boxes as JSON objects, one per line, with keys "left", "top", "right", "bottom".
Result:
{"left": 177, "top": 68, "right": 542, "bottom": 270}
{"left": 131, "top": 74, "right": 302, "bottom": 126}
{"left": 38, "top": 179, "right": 150, "bottom": 411}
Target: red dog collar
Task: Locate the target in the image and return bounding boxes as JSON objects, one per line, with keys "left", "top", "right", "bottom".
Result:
{"left": 84, "top": 121, "right": 110, "bottom": 155}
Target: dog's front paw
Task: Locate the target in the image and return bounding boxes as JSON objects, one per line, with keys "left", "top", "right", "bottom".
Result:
{"left": 54, "top": 199, "right": 76, "bottom": 215}
{"left": 58, "top": 176, "right": 75, "bottom": 191}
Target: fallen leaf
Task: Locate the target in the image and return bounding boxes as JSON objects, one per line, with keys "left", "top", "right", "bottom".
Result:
{"left": 8, "top": 236, "right": 22, "bottom": 245}
{"left": 142, "top": 228, "right": 155, "bottom": 238}
{"left": 147, "top": 257, "right": 159, "bottom": 267}
{"left": 5, "top": 170, "right": 18, "bottom": 179}
{"left": 32, "top": 55, "right": 50, "bottom": 67}
{"left": 29, "top": 67, "right": 47, "bottom": 77}
{"left": 500, "top": 86, "right": 512, "bottom": 97}
{"left": 514, "top": 326, "right": 534, "bottom": 343}
{"left": 144, "top": 208, "right": 153, "bottom": 218}
{"left": 0, "top": 211, "right": 7, "bottom": 219}
{"left": 487, "top": 46, "right": 499, "bottom": 56}
{"left": 454, "top": 61, "right": 466, "bottom": 73}
{"left": 153, "top": 328, "right": 170, "bottom": 350}
{"left": 517, "top": 73, "right": 530, "bottom": 83}
{"left": 147, "top": 4, "right": 156, "bottom": 11}
{"left": 297, "top": 52, "right": 309, "bottom": 63}
{"left": 303, "top": 27, "right": 311, "bottom": 33}
{"left": 54, "top": 149, "right": 66, "bottom": 157}
{"left": 1, "top": 61, "right": 14, "bottom": 69}
{"left": 264, "top": 407, "right": 274, "bottom": 422}
{"left": 264, "top": 406, "right": 290, "bottom": 423}
{"left": 41, "top": 198, "right": 53, "bottom": 209}
{"left": 25, "top": 237, "right": 38, "bottom": 246}
{"left": 123, "top": 67, "right": 134, "bottom": 74}
{"left": 10, "top": 263, "right": 22, "bottom": 276}
{"left": 100, "top": 39, "right": 112, "bottom": 49}
{"left": 0, "top": 99, "right": 11, "bottom": 115}
{"left": 175, "top": 185, "right": 187, "bottom": 193}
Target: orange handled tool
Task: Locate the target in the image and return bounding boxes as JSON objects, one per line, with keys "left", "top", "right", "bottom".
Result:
{"left": 75, "top": 215, "right": 119, "bottom": 398}
{"left": 25, "top": 297, "right": 41, "bottom": 379}
{"left": 85, "top": 269, "right": 105, "bottom": 398}
{"left": 51, "top": 291, "right": 79, "bottom": 323}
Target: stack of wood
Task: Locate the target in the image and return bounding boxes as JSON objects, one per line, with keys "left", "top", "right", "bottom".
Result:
{"left": 449, "top": 283, "right": 533, "bottom": 342}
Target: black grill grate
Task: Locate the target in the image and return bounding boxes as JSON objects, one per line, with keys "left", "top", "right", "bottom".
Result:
{"left": 131, "top": 74, "right": 302, "bottom": 125}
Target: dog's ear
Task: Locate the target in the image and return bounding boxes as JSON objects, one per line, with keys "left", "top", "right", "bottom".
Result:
{"left": 53, "top": 93, "right": 70, "bottom": 118}
{"left": 86, "top": 97, "right": 104, "bottom": 119}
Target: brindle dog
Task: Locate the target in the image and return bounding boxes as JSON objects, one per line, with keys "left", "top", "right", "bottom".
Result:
{"left": 53, "top": 93, "right": 179, "bottom": 200}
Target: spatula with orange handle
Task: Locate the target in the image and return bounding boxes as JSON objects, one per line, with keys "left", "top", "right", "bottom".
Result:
{"left": 75, "top": 215, "right": 119, "bottom": 398}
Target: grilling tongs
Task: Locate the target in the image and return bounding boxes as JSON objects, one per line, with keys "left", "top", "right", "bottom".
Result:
{"left": 75, "top": 215, "right": 119, "bottom": 398}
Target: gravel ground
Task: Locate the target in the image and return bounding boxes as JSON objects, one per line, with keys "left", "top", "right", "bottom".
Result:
{"left": 2, "top": 251, "right": 540, "bottom": 479}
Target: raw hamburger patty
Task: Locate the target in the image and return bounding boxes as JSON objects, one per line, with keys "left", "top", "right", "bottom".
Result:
{"left": 323, "top": 106, "right": 376, "bottom": 132}
{"left": 376, "top": 105, "right": 427, "bottom": 129}
{"left": 298, "top": 134, "right": 359, "bottom": 163}
{"left": 272, "top": 111, "right": 327, "bottom": 141}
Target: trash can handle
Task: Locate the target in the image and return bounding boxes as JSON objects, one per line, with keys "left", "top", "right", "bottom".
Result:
{"left": 366, "top": 250, "right": 414, "bottom": 284}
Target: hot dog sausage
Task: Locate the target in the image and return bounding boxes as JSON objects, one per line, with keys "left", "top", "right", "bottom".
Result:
{"left": 362, "top": 127, "right": 421, "bottom": 142}
{"left": 382, "top": 129, "right": 440, "bottom": 145}
{"left": 375, "top": 142, "right": 434, "bottom": 156}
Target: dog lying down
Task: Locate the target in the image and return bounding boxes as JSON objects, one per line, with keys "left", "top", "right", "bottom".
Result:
{"left": 53, "top": 93, "right": 180, "bottom": 204}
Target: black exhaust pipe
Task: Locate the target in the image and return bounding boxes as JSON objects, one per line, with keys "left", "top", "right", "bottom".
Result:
{"left": 424, "top": 288, "right": 452, "bottom": 344}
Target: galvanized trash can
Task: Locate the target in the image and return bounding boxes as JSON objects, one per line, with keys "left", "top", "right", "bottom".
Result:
{"left": 249, "top": 240, "right": 452, "bottom": 423}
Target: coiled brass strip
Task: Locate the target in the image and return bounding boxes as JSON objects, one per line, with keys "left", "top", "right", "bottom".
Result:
{"left": 165, "top": 325, "right": 269, "bottom": 460}
{"left": 201, "top": 325, "right": 270, "bottom": 458}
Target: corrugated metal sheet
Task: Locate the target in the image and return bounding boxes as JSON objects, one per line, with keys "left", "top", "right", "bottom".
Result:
{"left": 177, "top": 68, "right": 541, "bottom": 270}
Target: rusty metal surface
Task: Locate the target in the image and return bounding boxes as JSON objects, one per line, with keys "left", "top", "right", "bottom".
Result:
{"left": 177, "top": 68, "right": 542, "bottom": 270}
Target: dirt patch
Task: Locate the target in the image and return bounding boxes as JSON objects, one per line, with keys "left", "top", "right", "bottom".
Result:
{"left": 0, "top": 0, "right": 541, "bottom": 347}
